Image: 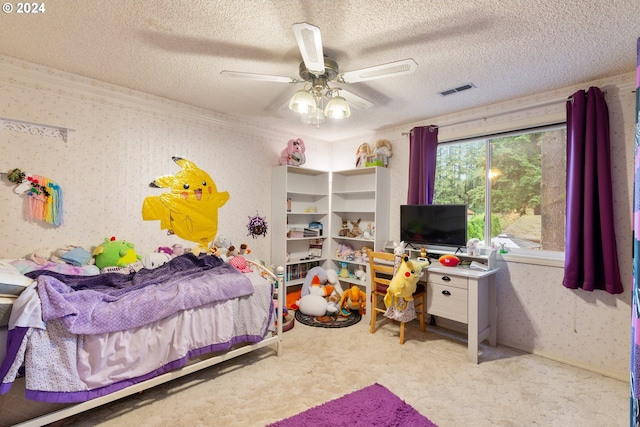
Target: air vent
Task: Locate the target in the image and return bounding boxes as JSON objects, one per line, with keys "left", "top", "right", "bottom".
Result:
{"left": 439, "top": 83, "right": 476, "bottom": 97}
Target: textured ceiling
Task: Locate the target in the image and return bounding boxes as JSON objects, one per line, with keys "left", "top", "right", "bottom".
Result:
{"left": 1, "top": 0, "right": 639, "bottom": 142}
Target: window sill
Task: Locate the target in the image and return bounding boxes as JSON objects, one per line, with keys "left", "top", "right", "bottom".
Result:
{"left": 499, "top": 251, "right": 564, "bottom": 268}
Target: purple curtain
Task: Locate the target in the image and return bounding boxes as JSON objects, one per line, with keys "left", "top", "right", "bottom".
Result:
{"left": 407, "top": 126, "right": 438, "bottom": 204}
{"left": 562, "top": 87, "right": 623, "bottom": 294}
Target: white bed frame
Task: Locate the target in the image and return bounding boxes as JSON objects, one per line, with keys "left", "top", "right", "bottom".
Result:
{"left": 13, "top": 261, "right": 284, "bottom": 427}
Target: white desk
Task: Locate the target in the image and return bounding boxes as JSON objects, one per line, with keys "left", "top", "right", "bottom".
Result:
{"left": 425, "top": 264, "right": 498, "bottom": 364}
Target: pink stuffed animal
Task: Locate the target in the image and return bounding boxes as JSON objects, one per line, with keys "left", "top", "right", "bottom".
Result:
{"left": 279, "top": 138, "right": 306, "bottom": 166}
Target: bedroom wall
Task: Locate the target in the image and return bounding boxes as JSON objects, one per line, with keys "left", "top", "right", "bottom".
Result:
{"left": 330, "top": 71, "right": 636, "bottom": 380}
{"left": 0, "top": 53, "right": 634, "bottom": 380}
{"left": 0, "top": 55, "right": 329, "bottom": 263}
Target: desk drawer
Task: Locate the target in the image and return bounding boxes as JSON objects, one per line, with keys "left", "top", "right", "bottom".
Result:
{"left": 428, "top": 272, "right": 468, "bottom": 290}
{"left": 427, "top": 283, "right": 468, "bottom": 323}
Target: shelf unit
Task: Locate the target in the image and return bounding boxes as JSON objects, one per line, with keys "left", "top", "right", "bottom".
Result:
{"left": 329, "top": 167, "right": 390, "bottom": 322}
{"left": 271, "top": 166, "right": 329, "bottom": 293}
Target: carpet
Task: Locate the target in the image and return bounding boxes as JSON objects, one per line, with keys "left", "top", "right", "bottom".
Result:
{"left": 294, "top": 309, "right": 361, "bottom": 328}
{"left": 266, "top": 383, "right": 438, "bottom": 427}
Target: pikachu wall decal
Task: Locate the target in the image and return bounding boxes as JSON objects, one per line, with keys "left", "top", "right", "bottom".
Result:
{"left": 142, "top": 156, "right": 229, "bottom": 245}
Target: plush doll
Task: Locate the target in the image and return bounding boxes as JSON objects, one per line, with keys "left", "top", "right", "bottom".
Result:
{"left": 92, "top": 237, "right": 141, "bottom": 270}
{"left": 339, "top": 285, "right": 366, "bottom": 316}
{"left": 279, "top": 138, "right": 306, "bottom": 166}
{"left": 297, "top": 266, "right": 339, "bottom": 316}
{"left": 355, "top": 142, "right": 372, "bottom": 168}
{"left": 347, "top": 219, "right": 362, "bottom": 238}
{"left": 142, "top": 252, "right": 171, "bottom": 269}
{"left": 466, "top": 238, "right": 480, "bottom": 256}
{"left": 338, "top": 219, "right": 350, "bottom": 237}
{"left": 384, "top": 255, "right": 429, "bottom": 310}
{"left": 373, "top": 139, "right": 393, "bottom": 167}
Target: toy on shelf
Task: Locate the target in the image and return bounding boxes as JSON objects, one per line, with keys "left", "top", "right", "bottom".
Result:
{"left": 355, "top": 142, "right": 372, "bottom": 168}
{"left": 366, "top": 139, "right": 393, "bottom": 167}
{"left": 347, "top": 219, "right": 362, "bottom": 238}
{"left": 279, "top": 138, "right": 306, "bottom": 166}
{"left": 338, "top": 219, "right": 350, "bottom": 237}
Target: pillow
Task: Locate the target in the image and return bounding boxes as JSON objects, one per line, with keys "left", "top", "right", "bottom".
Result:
{"left": 60, "top": 247, "right": 93, "bottom": 266}
{"left": 0, "top": 261, "right": 34, "bottom": 297}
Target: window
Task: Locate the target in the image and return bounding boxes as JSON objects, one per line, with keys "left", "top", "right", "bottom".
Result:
{"left": 433, "top": 124, "right": 567, "bottom": 254}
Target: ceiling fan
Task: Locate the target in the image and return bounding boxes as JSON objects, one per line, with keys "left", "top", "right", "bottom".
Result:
{"left": 220, "top": 22, "right": 418, "bottom": 125}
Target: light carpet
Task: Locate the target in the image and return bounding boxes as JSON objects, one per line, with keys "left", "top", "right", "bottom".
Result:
{"left": 2, "top": 319, "right": 628, "bottom": 426}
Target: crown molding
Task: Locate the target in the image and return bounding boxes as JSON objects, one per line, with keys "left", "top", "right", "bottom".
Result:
{"left": 0, "top": 54, "right": 287, "bottom": 140}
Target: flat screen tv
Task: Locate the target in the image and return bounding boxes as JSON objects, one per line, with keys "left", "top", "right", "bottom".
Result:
{"left": 400, "top": 204, "right": 468, "bottom": 250}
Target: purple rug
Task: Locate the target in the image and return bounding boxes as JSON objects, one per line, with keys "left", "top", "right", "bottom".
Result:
{"left": 267, "top": 383, "right": 438, "bottom": 427}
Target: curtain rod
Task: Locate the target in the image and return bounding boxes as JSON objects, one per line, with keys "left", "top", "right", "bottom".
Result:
{"left": 402, "top": 96, "right": 570, "bottom": 136}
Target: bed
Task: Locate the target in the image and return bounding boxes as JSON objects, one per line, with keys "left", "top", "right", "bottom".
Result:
{"left": 0, "top": 252, "right": 284, "bottom": 426}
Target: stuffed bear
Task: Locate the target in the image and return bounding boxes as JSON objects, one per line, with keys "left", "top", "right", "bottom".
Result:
{"left": 279, "top": 138, "right": 306, "bottom": 166}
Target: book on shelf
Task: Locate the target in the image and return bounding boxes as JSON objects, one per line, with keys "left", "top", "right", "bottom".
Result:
{"left": 288, "top": 227, "right": 304, "bottom": 238}
{"left": 303, "top": 227, "right": 321, "bottom": 237}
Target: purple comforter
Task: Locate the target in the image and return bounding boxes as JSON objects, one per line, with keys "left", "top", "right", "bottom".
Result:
{"left": 31, "top": 253, "right": 253, "bottom": 335}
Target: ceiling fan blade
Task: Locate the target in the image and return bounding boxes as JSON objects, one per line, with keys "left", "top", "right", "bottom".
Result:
{"left": 340, "top": 58, "right": 418, "bottom": 83}
{"left": 220, "top": 70, "right": 297, "bottom": 83}
{"left": 292, "top": 22, "right": 325, "bottom": 75}
{"left": 339, "top": 89, "right": 374, "bottom": 110}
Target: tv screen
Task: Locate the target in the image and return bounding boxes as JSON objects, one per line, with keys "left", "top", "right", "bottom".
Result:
{"left": 400, "top": 204, "right": 468, "bottom": 249}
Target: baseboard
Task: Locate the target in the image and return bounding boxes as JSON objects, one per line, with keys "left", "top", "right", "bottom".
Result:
{"left": 499, "top": 340, "right": 628, "bottom": 383}
{"left": 428, "top": 317, "right": 628, "bottom": 382}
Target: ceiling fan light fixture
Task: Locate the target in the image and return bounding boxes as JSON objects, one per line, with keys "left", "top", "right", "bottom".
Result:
{"left": 301, "top": 109, "right": 325, "bottom": 127}
{"left": 289, "top": 89, "right": 317, "bottom": 114}
{"left": 324, "top": 95, "right": 351, "bottom": 119}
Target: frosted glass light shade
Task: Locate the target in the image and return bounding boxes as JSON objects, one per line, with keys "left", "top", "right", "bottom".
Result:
{"left": 289, "top": 89, "right": 316, "bottom": 114}
{"left": 324, "top": 96, "right": 351, "bottom": 119}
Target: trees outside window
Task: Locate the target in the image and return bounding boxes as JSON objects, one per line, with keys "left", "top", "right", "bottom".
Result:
{"left": 433, "top": 125, "right": 566, "bottom": 253}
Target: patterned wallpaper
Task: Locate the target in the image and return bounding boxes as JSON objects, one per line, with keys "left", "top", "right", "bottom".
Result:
{"left": 330, "top": 72, "right": 636, "bottom": 379}
{"left": 0, "top": 53, "right": 634, "bottom": 379}
{"left": 0, "top": 55, "right": 328, "bottom": 263}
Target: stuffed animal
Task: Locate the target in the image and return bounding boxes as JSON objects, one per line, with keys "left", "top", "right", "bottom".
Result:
{"left": 297, "top": 266, "right": 339, "bottom": 316}
{"left": 347, "top": 219, "right": 362, "bottom": 238}
{"left": 373, "top": 139, "right": 393, "bottom": 167}
{"left": 355, "top": 142, "right": 372, "bottom": 168}
{"left": 466, "top": 238, "right": 480, "bottom": 256}
{"left": 339, "top": 285, "right": 366, "bottom": 316}
{"left": 92, "top": 237, "right": 141, "bottom": 270}
{"left": 338, "top": 219, "right": 350, "bottom": 237}
{"left": 142, "top": 252, "right": 171, "bottom": 269}
{"left": 279, "top": 138, "right": 306, "bottom": 166}
{"left": 384, "top": 255, "right": 430, "bottom": 310}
